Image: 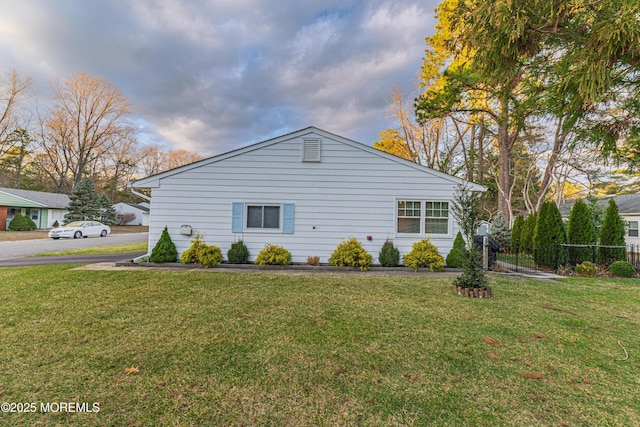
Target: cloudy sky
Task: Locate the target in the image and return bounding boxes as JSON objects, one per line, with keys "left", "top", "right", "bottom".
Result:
{"left": 0, "top": 0, "right": 439, "bottom": 156}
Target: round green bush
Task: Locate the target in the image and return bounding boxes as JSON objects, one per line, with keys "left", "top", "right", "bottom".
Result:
{"left": 227, "top": 240, "right": 249, "bottom": 264}
{"left": 403, "top": 239, "right": 445, "bottom": 272}
{"left": 378, "top": 239, "right": 400, "bottom": 267}
{"left": 609, "top": 261, "right": 635, "bottom": 278}
{"left": 255, "top": 244, "right": 291, "bottom": 266}
{"left": 180, "top": 234, "right": 223, "bottom": 267}
{"left": 8, "top": 213, "right": 37, "bottom": 231}
{"left": 329, "top": 237, "right": 373, "bottom": 271}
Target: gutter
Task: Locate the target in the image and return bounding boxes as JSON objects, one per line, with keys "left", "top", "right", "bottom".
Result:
{"left": 127, "top": 182, "right": 151, "bottom": 202}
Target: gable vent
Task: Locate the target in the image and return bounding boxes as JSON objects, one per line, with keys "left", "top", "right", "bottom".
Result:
{"left": 302, "top": 138, "right": 321, "bottom": 162}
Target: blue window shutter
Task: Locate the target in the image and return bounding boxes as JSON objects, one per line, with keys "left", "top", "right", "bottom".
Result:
{"left": 282, "top": 203, "right": 295, "bottom": 234}
{"left": 232, "top": 202, "right": 244, "bottom": 233}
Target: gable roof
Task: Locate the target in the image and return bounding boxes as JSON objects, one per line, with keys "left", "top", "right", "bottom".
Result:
{"left": 559, "top": 194, "right": 640, "bottom": 216}
{"left": 132, "top": 126, "right": 485, "bottom": 191}
{"left": 115, "top": 202, "right": 150, "bottom": 213}
{"left": 0, "top": 187, "right": 70, "bottom": 209}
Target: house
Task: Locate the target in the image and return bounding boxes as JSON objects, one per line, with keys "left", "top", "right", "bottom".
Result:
{"left": 559, "top": 194, "right": 640, "bottom": 247}
{"left": 0, "top": 187, "right": 70, "bottom": 230}
{"left": 131, "top": 127, "right": 485, "bottom": 264}
{"left": 114, "top": 202, "right": 150, "bottom": 226}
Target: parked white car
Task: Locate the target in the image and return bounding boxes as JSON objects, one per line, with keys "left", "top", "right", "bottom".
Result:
{"left": 48, "top": 221, "right": 111, "bottom": 239}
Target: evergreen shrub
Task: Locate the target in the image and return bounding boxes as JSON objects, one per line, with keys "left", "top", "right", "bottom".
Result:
{"left": 180, "top": 234, "right": 223, "bottom": 267}
{"left": 534, "top": 201, "right": 567, "bottom": 268}
{"left": 489, "top": 212, "right": 510, "bottom": 252}
{"left": 446, "top": 232, "right": 466, "bottom": 268}
{"left": 227, "top": 240, "right": 249, "bottom": 264}
{"left": 329, "top": 237, "right": 372, "bottom": 271}
{"left": 255, "top": 244, "right": 291, "bottom": 266}
{"left": 378, "top": 239, "right": 400, "bottom": 267}
{"left": 149, "top": 226, "right": 178, "bottom": 263}
{"left": 609, "top": 261, "right": 635, "bottom": 278}
{"left": 453, "top": 248, "right": 488, "bottom": 289}
{"left": 567, "top": 199, "right": 596, "bottom": 265}
{"left": 8, "top": 213, "right": 37, "bottom": 231}
{"left": 403, "top": 239, "right": 444, "bottom": 272}
{"left": 510, "top": 215, "right": 525, "bottom": 253}
{"left": 520, "top": 212, "right": 537, "bottom": 254}
{"left": 599, "top": 199, "right": 626, "bottom": 263}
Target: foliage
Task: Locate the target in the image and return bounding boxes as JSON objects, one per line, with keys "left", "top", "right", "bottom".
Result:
{"left": 450, "top": 183, "right": 482, "bottom": 250}
{"left": 586, "top": 195, "right": 606, "bottom": 239}
{"left": 534, "top": 202, "right": 567, "bottom": 268}
{"left": 99, "top": 194, "right": 117, "bottom": 226}
{"left": 489, "top": 212, "right": 510, "bottom": 253}
{"left": 329, "top": 237, "right": 373, "bottom": 271}
{"left": 575, "top": 261, "right": 597, "bottom": 278}
{"left": 255, "top": 244, "right": 291, "bottom": 267}
{"left": 609, "top": 261, "right": 635, "bottom": 278}
{"left": 307, "top": 256, "right": 320, "bottom": 266}
{"left": 446, "top": 231, "right": 466, "bottom": 268}
{"left": 453, "top": 248, "right": 488, "bottom": 289}
{"left": 599, "top": 199, "right": 626, "bottom": 263}
{"left": 520, "top": 212, "right": 537, "bottom": 254}
{"left": 510, "top": 215, "right": 525, "bottom": 253}
{"left": 52, "top": 220, "right": 59, "bottom": 228}
{"left": 378, "top": 239, "right": 400, "bottom": 267}
{"left": 567, "top": 199, "right": 596, "bottom": 265}
{"left": 8, "top": 213, "right": 37, "bottom": 231}
{"left": 180, "top": 234, "right": 223, "bottom": 268}
{"left": 403, "top": 239, "right": 444, "bottom": 272}
{"left": 116, "top": 213, "right": 136, "bottom": 225}
{"left": 149, "top": 226, "right": 178, "bottom": 263}
{"left": 227, "top": 240, "right": 249, "bottom": 264}
{"left": 64, "top": 177, "right": 102, "bottom": 223}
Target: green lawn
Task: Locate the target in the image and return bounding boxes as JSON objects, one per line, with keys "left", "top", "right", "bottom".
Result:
{"left": 0, "top": 267, "right": 638, "bottom": 426}
{"left": 34, "top": 241, "right": 148, "bottom": 257}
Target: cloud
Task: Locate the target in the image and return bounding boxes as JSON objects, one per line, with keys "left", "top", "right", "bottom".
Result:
{"left": 0, "top": 0, "right": 437, "bottom": 157}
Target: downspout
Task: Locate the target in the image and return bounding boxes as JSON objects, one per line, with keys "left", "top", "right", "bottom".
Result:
{"left": 127, "top": 182, "right": 152, "bottom": 262}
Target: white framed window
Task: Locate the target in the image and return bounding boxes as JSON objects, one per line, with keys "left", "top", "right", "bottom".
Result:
{"left": 396, "top": 199, "right": 449, "bottom": 235}
{"left": 628, "top": 221, "right": 638, "bottom": 237}
{"left": 247, "top": 205, "right": 280, "bottom": 229}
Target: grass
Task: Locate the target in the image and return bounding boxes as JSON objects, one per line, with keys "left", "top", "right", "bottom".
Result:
{"left": 0, "top": 267, "right": 638, "bottom": 426}
{"left": 33, "top": 241, "right": 148, "bottom": 256}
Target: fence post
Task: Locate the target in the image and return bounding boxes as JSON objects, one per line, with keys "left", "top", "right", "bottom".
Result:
{"left": 515, "top": 240, "right": 520, "bottom": 272}
{"left": 554, "top": 244, "right": 559, "bottom": 270}
{"left": 483, "top": 236, "right": 489, "bottom": 271}
{"left": 592, "top": 245, "right": 596, "bottom": 264}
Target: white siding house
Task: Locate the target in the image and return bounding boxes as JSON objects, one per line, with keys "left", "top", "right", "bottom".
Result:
{"left": 132, "top": 127, "right": 484, "bottom": 264}
{"left": 114, "top": 202, "right": 150, "bottom": 226}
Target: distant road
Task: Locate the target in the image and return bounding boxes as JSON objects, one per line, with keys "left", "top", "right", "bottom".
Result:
{"left": 0, "top": 233, "right": 148, "bottom": 260}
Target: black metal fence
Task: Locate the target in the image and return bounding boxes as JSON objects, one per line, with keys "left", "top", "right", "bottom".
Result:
{"left": 497, "top": 243, "right": 640, "bottom": 272}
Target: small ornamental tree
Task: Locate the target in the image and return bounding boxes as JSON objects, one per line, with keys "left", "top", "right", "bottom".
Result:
{"left": 378, "top": 239, "right": 400, "bottom": 267}
{"left": 520, "top": 212, "right": 537, "bottom": 254}
{"left": 149, "top": 226, "right": 178, "bottom": 263}
{"left": 99, "top": 194, "right": 117, "bottom": 226}
{"left": 64, "top": 177, "right": 101, "bottom": 223}
{"left": 599, "top": 199, "right": 626, "bottom": 263}
{"left": 533, "top": 201, "right": 567, "bottom": 268}
{"left": 567, "top": 199, "right": 596, "bottom": 264}
{"left": 489, "top": 212, "right": 510, "bottom": 253}
{"left": 510, "top": 215, "right": 525, "bottom": 253}
{"left": 446, "top": 231, "right": 466, "bottom": 268}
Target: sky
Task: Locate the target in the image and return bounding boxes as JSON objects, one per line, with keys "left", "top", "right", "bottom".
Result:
{"left": 0, "top": 0, "right": 439, "bottom": 157}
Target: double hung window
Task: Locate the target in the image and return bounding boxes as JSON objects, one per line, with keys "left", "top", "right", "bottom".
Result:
{"left": 397, "top": 200, "right": 449, "bottom": 235}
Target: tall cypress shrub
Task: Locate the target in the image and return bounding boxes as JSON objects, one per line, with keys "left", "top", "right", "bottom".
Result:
{"left": 567, "top": 199, "right": 596, "bottom": 264}
{"left": 520, "top": 212, "right": 537, "bottom": 254}
{"left": 599, "top": 199, "right": 626, "bottom": 264}
{"left": 534, "top": 201, "right": 567, "bottom": 268}
{"left": 510, "top": 215, "right": 525, "bottom": 253}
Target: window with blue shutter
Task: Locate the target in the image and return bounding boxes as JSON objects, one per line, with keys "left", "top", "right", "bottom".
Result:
{"left": 282, "top": 203, "right": 295, "bottom": 234}
{"left": 231, "top": 202, "right": 244, "bottom": 232}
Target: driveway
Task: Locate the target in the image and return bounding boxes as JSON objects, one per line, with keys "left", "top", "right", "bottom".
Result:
{"left": 0, "top": 233, "right": 148, "bottom": 260}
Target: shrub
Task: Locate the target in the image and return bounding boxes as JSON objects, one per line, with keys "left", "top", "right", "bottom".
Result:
{"left": 534, "top": 201, "right": 567, "bottom": 268}
{"left": 403, "top": 239, "right": 445, "bottom": 272}
{"left": 520, "top": 212, "right": 537, "bottom": 254}
{"left": 8, "top": 213, "right": 37, "bottom": 231}
{"left": 575, "top": 261, "right": 597, "bottom": 277}
{"left": 52, "top": 220, "right": 60, "bottom": 228}
{"left": 255, "top": 244, "right": 291, "bottom": 266}
{"left": 453, "top": 248, "right": 488, "bottom": 289}
{"left": 510, "top": 215, "right": 525, "bottom": 253}
{"left": 329, "top": 237, "right": 373, "bottom": 271}
{"left": 307, "top": 256, "right": 320, "bottom": 266}
{"left": 149, "top": 226, "right": 178, "bottom": 263}
{"left": 489, "top": 212, "right": 510, "bottom": 252}
{"left": 378, "top": 239, "right": 400, "bottom": 267}
{"left": 567, "top": 199, "right": 596, "bottom": 265}
{"left": 180, "top": 234, "right": 223, "bottom": 267}
{"left": 116, "top": 213, "right": 136, "bottom": 225}
{"left": 227, "top": 240, "right": 249, "bottom": 264}
{"left": 599, "top": 199, "right": 626, "bottom": 263}
{"left": 446, "top": 231, "right": 466, "bottom": 268}
{"left": 609, "top": 261, "right": 635, "bottom": 278}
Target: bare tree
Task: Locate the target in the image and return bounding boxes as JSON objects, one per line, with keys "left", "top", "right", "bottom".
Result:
{"left": 36, "top": 72, "right": 132, "bottom": 191}
{"left": 0, "top": 70, "right": 31, "bottom": 157}
{"left": 137, "top": 144, "right": 201, "bottom": 177}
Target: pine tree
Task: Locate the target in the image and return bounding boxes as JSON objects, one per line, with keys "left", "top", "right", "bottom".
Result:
{"left": 489, "top": 212, "right": 510, "bottom": 253}
{"left": 510, "top": 215, "right": 525, "bottom": 253}
{"left": 446, "top": 231, "right": 467, "bottom": 268}
{"left": 149, "top": 226, "right": 178, "bottom": 263}
{"left": 599, "top": 199, "right": 626, "bottom": 264}
{"left": 534, "top": 201, "right": 567, "bottom": 268}
{"left": 99, "top": 194, "right": 117, "bottom": 226}
{"left": 64, "top": 177, "right": 101, "bottom": 223}
{"left": 567, "top": 199, "right": 596, "bottom": 264}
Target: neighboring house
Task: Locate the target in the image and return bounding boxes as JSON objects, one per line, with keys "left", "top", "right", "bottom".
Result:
{"left": 132, "top": 127, "right": 485, "bottom": 264}
{"left": 114, "top": 202, "right": 150, "bottom": 226}
{"left": 559, "top": 194, "right": 640, "bottom": 247}
{"left": 0, "top": 187, "right": 70, "bottom": 230}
